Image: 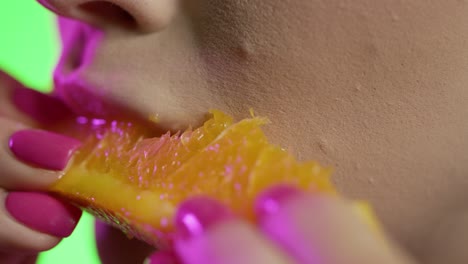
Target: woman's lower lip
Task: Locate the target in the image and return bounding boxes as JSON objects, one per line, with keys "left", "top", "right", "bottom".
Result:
{"left": 55, "top": 74, "right": 170, "bottom": 136}
{"left": 56, "top": 73, "right": 120, "bottom": 118}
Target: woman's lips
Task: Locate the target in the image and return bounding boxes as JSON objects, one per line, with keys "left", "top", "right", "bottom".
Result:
{"left": 52, "top": 28, "right": 166, "bottom": 136}
{"left": 53, "top": 18, "right": 185, "bottom": 136}
{"left": 53, "top": 20, "right": 116, "bottom": 119}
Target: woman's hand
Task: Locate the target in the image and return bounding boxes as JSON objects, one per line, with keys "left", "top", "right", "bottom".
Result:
{"left": 0, "top": 71, "right": 82, "bottom": 263}
{"left": 147, "top": 186, "right": 415, "bottom": 264}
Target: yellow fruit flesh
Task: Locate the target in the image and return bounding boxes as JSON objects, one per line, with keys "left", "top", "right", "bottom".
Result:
{"left": 50, "top": 110, "right": 335, "bottom": 247}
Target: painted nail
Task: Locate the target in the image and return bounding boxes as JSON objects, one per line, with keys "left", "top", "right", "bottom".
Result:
{"left": 254, "top": 185, "right": 303, "bottom": 219}
{"left": 9, "top": 130, "right": 81, "bottom": 170}
{"left": 175, "top": 197, "right": 233, "bottom": 240}
{"left": 12, "top": 86, "right": 74, "bottom": 124}
{"left": 5, "top": 192, "right": 82, "bottom": 237}
{"left": 145, "top": 251, "right": 180, "bottom": 264}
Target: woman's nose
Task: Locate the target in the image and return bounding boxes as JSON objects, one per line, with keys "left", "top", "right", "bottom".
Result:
{"left": 36, "top": 0, "right": 177, "bottom": 33}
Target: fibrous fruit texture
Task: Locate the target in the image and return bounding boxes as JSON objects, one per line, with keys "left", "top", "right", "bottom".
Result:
{"left": 49, "top": 110, "right": 336, "bottom": 247}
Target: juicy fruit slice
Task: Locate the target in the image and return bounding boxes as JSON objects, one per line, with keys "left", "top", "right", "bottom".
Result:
{"left": 49, "top": 110, "right": 335, "bottom": 247}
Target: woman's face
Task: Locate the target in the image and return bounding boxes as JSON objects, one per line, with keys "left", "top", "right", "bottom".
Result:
{"left": 45, "top": 0, "right": 468, "bottom": 261}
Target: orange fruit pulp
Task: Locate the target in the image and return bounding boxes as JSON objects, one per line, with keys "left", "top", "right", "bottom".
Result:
{"left": 49, "top": 110, "right": 337, "bottom": 247}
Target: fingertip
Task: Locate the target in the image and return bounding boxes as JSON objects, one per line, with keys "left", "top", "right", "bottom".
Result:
{"left": 174, "top": 197, "right": 234, "bottom": 241}
{"left": 11, "top": 86, "right": 74, "bottom": 125}
{"left": 8, "top": 129, "right": 82, "bottom": 171}
{"left": 175, "top": 219, "right": 294, "bottom": 264}
{"left": 254, "top": 184, "right": 304, "bottom": 221}
{"left": 255, "top": 189, "right": 409, "bottom": 264}
{"left": 0, "top": 191, "right": 70, "bottom": 254}
{"left": 173, "top": 197, "right": 294, "bottom": 264}
{"left": 5, "top": 192, "right": 82, "bottom": 237}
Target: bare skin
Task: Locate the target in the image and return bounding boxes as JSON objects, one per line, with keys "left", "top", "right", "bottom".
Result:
{"left": 7, "top": 0, "right": 468, "bottom": 262}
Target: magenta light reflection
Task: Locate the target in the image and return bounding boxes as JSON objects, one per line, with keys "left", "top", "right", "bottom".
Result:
{"left": 182, "top": 213, "right": 203, "bottom": 236}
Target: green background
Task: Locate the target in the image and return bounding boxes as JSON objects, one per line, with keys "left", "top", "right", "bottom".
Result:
{"left": 0, "top": 2, "right": 100, "bottom": 264}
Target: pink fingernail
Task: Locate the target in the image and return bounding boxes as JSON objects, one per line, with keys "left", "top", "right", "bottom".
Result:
{"left": 175, "top": 197, "right": 233, "bottom": 240}
{"left": 9, "top": 130, "right": 81, "bottom": 170}
{"left": 145, "top": 251, "right": 180, "bottom": 264}
{"left": 255, "top": 185, "right": 303, "bottom": 220}
{"left": 5, "top": 192, "right": 82, "bottom": 237}
{"left": 12, "top": 86, "right": 74, "bottom": 125}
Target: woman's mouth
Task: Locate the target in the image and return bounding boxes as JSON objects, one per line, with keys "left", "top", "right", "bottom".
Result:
{"left": 53, "top": 19, "right": 109, "bottom": 117}
{"left": 52, "top": 19, "right": 166, "bottom": 135}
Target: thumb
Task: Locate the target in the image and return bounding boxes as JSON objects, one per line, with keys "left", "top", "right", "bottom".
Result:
{"left": 255, "top": 186, "right": 416, "bottom": 264}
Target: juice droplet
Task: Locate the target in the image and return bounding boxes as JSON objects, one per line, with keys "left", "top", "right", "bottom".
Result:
{"left": 149, "top": 114, "right": 160, "bottom": 123}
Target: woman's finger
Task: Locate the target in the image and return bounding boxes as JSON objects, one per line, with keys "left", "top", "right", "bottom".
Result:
{"left": 0, "top": 117, "right": 81, "bottom": 190}
{"left": 0, "top": 70, "right": 33, "bottom": 125}
{"left": 255, "top": 185, "right": 415, "bottom": 264}
{"left": 0, "top": 70, "right": 74, "bottom": 126}
{"left": 0, "top": 190, "right": 81, "bottom": 253}
{"left": 0, "top": 70, "right": 82, "bottom": 260}
{"left": 0, "top": 253, "right": 37, "bottom": 264}
{"left": 173, "top": 197, "right": 294, "bottom": 264}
